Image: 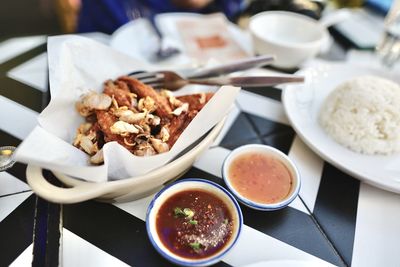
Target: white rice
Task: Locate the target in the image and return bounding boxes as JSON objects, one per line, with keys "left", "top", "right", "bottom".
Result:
{"left": 319, "top": 75, "right": 400, "bottom": 155}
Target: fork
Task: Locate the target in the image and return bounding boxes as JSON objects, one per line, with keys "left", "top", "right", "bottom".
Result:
{"left": 129, "top": 55, "right": 275, "bottom": 81}
{"left": 129, "top": 71, "right": 304, "bottom": 90}
{"left": 126, "top": 4, "right": 180, "bottom": 61}
{"left": 149, "top": 16, "right": 180, "bottom": 61}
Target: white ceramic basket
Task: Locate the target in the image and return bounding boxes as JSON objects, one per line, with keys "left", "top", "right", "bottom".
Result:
{"left": 26, "top": 119, "right": 225, "bottom": 204}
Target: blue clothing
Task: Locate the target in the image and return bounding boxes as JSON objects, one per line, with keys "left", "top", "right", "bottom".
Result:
{"left": 78, "top": 0, "right": 244, "bottom": 34}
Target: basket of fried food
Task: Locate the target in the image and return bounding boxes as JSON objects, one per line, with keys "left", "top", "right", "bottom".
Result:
{"left": 26, "top": 76, "right": 226, "bottom": 203}
{"left": 74, "top": 76, "right": 214, "bottom": 163}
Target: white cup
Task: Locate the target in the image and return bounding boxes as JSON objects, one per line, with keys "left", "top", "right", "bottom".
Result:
{"left": 249, "top": 11, "right": 329, "bottom": 69}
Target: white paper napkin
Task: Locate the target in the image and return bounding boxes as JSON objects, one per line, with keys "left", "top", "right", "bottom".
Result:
{"left": 15, "top": 35, "right": 240, "bottom": 182}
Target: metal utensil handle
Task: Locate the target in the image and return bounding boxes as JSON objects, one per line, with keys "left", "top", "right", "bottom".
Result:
{"left": 149, "top": 15, "right": 163, "bottom": 39}
{"left": 188, "top": 55, "right": 275, "bottom": 79}
{"left": 229, "top": 76, "right": 305, "bottom": 87}
{"left": 189, "top": 76, "right": 304, "bottom": 87}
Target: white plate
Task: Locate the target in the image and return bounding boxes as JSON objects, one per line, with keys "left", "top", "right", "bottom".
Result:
{"left": 109, "top": 13, "right": 252, "bottom": 69}
{"left": 282, "top": 63, "right": 400, "bottom": 194}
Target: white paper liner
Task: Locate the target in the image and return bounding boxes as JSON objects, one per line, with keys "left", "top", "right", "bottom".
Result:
{"left": 14, "top": 35, "right": 240, "bottom": 182}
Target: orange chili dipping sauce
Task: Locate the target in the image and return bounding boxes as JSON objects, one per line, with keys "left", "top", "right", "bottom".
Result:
{"left": 156, "top": 190, "right": 233, "bottom": 259}
{"left": 228, "top": 152, "right": 292, "bottom": 204}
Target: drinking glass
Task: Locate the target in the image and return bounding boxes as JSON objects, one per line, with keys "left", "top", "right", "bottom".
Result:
{"left": 376, "top": 0, "right": 400, "bottom": 68}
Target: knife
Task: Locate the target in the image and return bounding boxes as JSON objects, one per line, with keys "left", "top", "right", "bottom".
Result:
{"left": 188, "top": 75, "right": 304, "bottom": 87}
{"left": 183, "top": 55, "right": 276, "bottom": 78}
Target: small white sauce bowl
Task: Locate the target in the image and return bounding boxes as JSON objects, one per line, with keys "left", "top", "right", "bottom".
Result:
{"left": 146, "top": 178, "right": 243, "bottom": 267}
{"left": 249, "top": 11, "right": 329, "bottom": 69}
{"left": 222, "top": 144, "right": 301, "bottom": 211}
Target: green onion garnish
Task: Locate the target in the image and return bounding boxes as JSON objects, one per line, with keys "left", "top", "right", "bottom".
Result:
{"left": 174, "top": 207, "right": 185, "bottom": 217}
{"left": 183, "top": 208, "right": 194, "bottom": 219}
{"left": 189, "top": 219, "right": 198, "bottom": 225}
{"left": 189, "top": 242, "right": 202, "bottom": 251}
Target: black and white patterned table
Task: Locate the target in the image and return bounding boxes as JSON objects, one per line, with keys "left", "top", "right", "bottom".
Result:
{"left": 1, "top": 34, "right": 399, "bottom": 267}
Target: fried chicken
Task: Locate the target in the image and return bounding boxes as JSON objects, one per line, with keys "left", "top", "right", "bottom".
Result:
{"left": 74, "top": 76, "right": 214, "bottom": 164}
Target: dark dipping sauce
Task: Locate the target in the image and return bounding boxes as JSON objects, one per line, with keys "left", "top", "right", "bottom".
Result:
{"left": 156, "top": 190, "right": 233, "bottom": 259}
{"left": 228, "top": 152, "right": 292, "bottom": 204}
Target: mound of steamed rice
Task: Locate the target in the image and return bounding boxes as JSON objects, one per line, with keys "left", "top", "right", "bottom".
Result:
{"left": 319, "top": 75, "right": 400, "bottom": 155}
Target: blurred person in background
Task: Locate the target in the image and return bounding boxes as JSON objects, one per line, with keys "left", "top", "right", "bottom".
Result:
{"left": 76, "top": 0, "right": 245, "bottom": 34}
